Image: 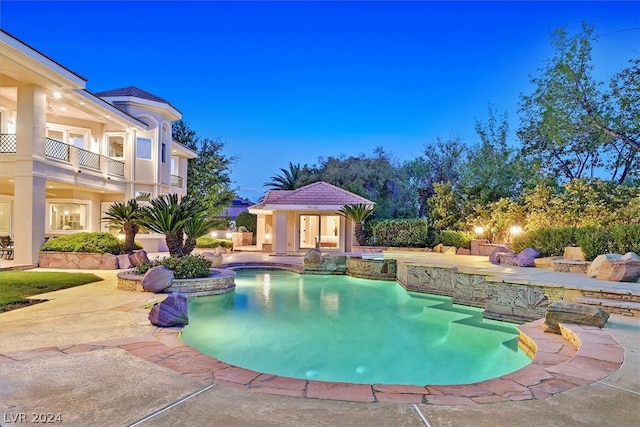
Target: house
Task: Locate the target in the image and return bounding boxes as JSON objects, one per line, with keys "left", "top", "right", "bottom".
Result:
{"left": 248, "top": 181, "right": 375, "bottom": 254}
{"left": 218, "top": 197, "right": 254, "bottom": 229}
{"left": 0, "top": 30, "right": 196, "bottom": 265}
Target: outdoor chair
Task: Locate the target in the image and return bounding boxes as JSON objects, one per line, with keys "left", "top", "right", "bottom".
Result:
{"left": 0, "top": 236, "right": 14, "bottom": 260}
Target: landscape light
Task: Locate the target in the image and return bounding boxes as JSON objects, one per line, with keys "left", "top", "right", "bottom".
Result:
{"left": 510, "top": 225, "right": 523, "bottom": 236}
{"left": 225, "top": 232, "right": 233, "bottom": 239}
{"left": 474, "top": 226, "right": 484, "bottom": 235}
{"left": 211, "top": 231, "right": 218, "bottom": 237}
{"left": 265, "top": 233, "right": 271, "bottom": 243}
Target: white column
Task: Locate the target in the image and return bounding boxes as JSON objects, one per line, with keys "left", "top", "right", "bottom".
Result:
{"left": 274, "top": 211, "right": 287, "bottom": 255}
{"left": 14, "top": 85, "right": 47, "bottom": 265}
{"left": 255, "top": 214, "right": 266, "bottom": 250}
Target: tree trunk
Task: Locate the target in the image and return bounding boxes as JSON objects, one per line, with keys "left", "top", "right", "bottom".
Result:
{"left": 354, "top": 223, "right": 366, "bottom": 246}
{"left": 183, "top": 237, "right": 197, "bottom": 256}
{"left": 165, "top": 232, "right": 185, "bottom": 257}
{"left": 123, "top": 223, "right": 139, "bottom": 254}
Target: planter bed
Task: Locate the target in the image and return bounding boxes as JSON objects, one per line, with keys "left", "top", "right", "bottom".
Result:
{"left": 117, "top": 268, "right": 236, "bottom": 296}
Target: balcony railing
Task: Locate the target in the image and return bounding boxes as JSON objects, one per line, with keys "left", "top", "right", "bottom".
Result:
{"left": 0, "top": 134, "right": 17, "bottom": 152}
{"left": 170, "top": 174, "right": 184, "bottom": 188}
{"left": 45, "top": 137, "right": 71, "bottom": 161}
{"left": 77, "top": 146, "right": 101, "bottom": 170}
{"left": 0, "top": 134, "right": 125, "bottom": 178}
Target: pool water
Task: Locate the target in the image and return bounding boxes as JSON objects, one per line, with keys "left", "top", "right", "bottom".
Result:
{"left": 181, "top": 270, "right": 531, "bottom": 385}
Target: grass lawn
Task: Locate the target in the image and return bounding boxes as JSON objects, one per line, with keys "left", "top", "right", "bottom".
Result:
{"left": 0, "top": 271, "right": 103, "bottom": 312}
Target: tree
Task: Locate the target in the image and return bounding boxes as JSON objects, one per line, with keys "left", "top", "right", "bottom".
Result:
{"left": 102, "top": 199, "right": 142, "bottom": 254}
{"left": 314, "top": 147, "right": 414, "bottom": 219}
{"left": 459, "top": 107, "right": 530, "bottom": 209}
{"left": 139, "top": 194, "right": 206, "bottom": 257}
{"left": 172, "top": 120, "right": 236, "bottom": 216}
{"left": 403, "top": 137, "right": 466, "bottom": 218}
{"left": 518, "top": 23, "right": 639, "bottom": 184}
{"left": 264, "top": 162, "right": 308, "bottom": 190}
{"left": 338, "top": 203, "right": 375, "bottom": 246}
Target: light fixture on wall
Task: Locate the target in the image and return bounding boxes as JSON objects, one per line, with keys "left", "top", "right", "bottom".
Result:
{"left": 265, "top": 233, "right": 271, "bottom": 244}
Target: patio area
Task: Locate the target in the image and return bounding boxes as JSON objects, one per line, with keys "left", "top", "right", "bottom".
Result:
{"left": 0, "top": 252, "right": 638, "bottom": 426}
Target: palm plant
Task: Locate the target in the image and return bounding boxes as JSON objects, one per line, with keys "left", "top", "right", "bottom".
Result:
{"left": 102, "top": 199, "right": 142, "bottom": 254}
{"left": 263, "top": 162, "right": 306, "bottom": 190}
{"left": 338, "top": 203, "right": 375, "bottom": 246}
{"left": 139, "top": 194, "right": 205, "bottom": 257}
{"left": 183, "top": 214, "right": 220, "bottom": 256}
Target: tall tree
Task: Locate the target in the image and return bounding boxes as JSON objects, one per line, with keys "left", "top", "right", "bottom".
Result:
{"left": 264, "top": 162, "right": 308, "bottom": 190}
{"left": 172, "top": 120, "right": 235, "bottom": 216}
{"left": 403, "top": 137, "right": 466, "bottom": 218}
{"left": 459, "top": 106, "right": 529, "bottom": 209}
{"left": 314, "top": 147, "right": 414, "bottom": 219}
{"left": 518, "top": 23, "right": 639, "bottom": 184}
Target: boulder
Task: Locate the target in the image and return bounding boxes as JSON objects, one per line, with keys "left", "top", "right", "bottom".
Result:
{"left": 489, "top": 246, "right": 515, "bottom": 265}
{"left": 129, "top": 250, "right": 149, "bottom": 266}
{"left": 148, "top": 292, "right": 189, "bottom": 327}
{"left": 201, "top": 252, "right": 223, "bottom": 268}
{"left": 432, "top": 244, "right": 443, "bottom": 253}
{"left": 543, "top": 301, "right": 609, "bottom": 334}
{"left": 303, "top": 249, "right": 323, "bottom": 266}
{"left": 497, "top": 252, "right": 517, "bottom": 265}
{"left": 456, "top": 248, "right": 471, "bottom": 255}
{"left": 99, "top": 253, "right": 119, "bottom": 269}
{"left": 117, "top": 254, "right": 133, "bottom": 269}
{"left": 142, "top": 266, "right": 175, "bottom": 293}
{"left": 564, "top": 246, "right": 585, "bottom": 261}
{"left": 514, "top": 248, "right": 542, "bottom": 267}
{"left": 587, "top": 253, "right": 640, "bottom": 282}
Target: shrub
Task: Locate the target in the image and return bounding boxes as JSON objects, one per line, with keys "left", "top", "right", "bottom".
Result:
{"left": 40, "top": 232, "right": 122, "bottom": 255}
{"left": 372, "top": 219, "right": 430, "bottom": 247}
{"left": 134, "top": 255, "right": 212, "bottom": 279}
{"left": 236, "top": 211, "right": 257, "bottom": 233}
{"left": 195, "top": 237, "right": 233, "bottom": 249}
{"left": 575, "top": 227, "right": 612, "bottom": 261}
{"left": 433, "top": 230, "right": 475, "bottom": 249}
{"left": 609, "top": 224, "right": 640, "bottom": 255}
{"left": 512, "top": 226, "right": 577, "bottom": 257}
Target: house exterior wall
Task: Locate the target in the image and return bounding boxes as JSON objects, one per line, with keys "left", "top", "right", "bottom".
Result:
{"left": 0, "top": 31, "right": 195, "bottom": 265}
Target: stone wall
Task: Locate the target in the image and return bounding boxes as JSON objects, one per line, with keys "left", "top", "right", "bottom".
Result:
{"left": 396, "top": 260, "right": 565, "bottom": 322}
{"left": 39, "top": 252, "right": 118, "bottom": 269}
{"left": 346, "top": 257, "right": 397, "bottom": 280}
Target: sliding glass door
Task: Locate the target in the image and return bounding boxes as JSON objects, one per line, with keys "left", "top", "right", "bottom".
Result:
{"left": 299, "top": 215, "right": 340, "bottom": 249}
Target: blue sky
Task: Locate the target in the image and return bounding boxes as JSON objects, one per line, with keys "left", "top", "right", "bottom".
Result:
{"left": 2, "top": 1, "right": 638, "bottom": 201}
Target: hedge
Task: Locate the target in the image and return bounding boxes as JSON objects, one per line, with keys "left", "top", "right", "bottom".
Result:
{"left": 40, "top": 232, "right": 123, "bottom": 255}
{"left": 432, "top": 230, "right": 475, "bottom": 249}
{"left": 195, "top": 237, "right": 233, "bottom": 249}
{"left": 512, "top": 224, "right": 639, "bottom": 261}
{"left": 372, "top": 219, "right": 430, "bottom": 247}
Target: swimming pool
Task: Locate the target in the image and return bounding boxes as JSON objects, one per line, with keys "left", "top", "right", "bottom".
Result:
{"left": 181, "top": 270, "right": 531, "bottom": 385}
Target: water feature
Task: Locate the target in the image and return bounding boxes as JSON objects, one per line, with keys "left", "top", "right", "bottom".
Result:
{"left": 181, "top": 269, "right": 531, "bottom": 385}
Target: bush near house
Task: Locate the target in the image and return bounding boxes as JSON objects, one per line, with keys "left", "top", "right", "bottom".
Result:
{"left": 235, "top": 211, "right": 257, "bottom": 233}
{"left": 372, "top": 219, "right": 431, "bottom": 247}
{"left": 40, "top": 232, "right": 123, "bottom": 255}
{"left": 134, "top": 254, "right": 212, "bottom": 279}
{"left": 195, "top": 237, "right": 233, "bottom": 249}
{"left": 512, "top": 224, "right": 640, "bottom": 261}
{"left": 432, "top": 230, "right": 475, "bottom": 249}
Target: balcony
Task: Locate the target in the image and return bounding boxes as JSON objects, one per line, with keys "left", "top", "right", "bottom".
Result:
{"left": 0, "top": 134, "right": 125, "bottom": 178}
{"left": 170, "top": 174, "right": 184, "bottom": 188}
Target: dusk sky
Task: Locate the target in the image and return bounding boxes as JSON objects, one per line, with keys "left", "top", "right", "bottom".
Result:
{"left": 2, "top": 1, "right": 638, "bottom": 201}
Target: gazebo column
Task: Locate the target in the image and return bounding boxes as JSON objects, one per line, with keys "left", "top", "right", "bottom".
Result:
{"left": 273, "top": 211, "right": 287, "bottom": 255}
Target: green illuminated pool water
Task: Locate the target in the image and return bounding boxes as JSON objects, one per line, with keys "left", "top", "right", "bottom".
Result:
{"left": 181, "top": 270, "right": 531, "bottom": 385}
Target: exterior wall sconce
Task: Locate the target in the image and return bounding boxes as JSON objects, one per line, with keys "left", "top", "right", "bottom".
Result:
{"left": 265, "top": 233, "right": 272, "bottom": 243}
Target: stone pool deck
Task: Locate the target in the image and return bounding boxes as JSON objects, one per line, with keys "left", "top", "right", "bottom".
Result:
{"left": 1, "top": 252, "right": 639, "bottom": 426}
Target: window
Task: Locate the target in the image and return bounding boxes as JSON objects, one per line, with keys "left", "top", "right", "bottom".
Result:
{"left": 161, "top": 143, "right": 166, "bottom": 163}
{"left": 136, "top": 137, "right": 152, "bottom": 160}
{"left": 107, "top": 135, "right": 124, "bottom": 158}
{"left": 0, "top": 199, "right": 12, "bottom": 235}
{"left": 171, "top": 156, "right": 179, "bottom": 174}
{"left": 46, "top": 125, "right": 90, "bottom": 150}
{"left": 48, "top": 202, "right": 88, "bottom": 231}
